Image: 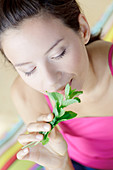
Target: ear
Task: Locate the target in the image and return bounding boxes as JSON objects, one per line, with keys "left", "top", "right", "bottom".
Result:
{"left": 78, "top": 13, "right": 91, "bottom": 44}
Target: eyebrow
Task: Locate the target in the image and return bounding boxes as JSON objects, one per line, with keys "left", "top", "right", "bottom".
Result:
{"left": 14, "top": 38, "right": 64, "bottom": 67}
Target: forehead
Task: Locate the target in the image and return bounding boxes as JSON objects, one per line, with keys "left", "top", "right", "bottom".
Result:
{"left": 1, "top": 16, "right": 67, "bottom": 47}
{"left": 1, "top": 16, "right": 70, "bottom": 62}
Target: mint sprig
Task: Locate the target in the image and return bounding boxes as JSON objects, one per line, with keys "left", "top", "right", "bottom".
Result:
{"left": 22, "top": 84, "right": 83, "bottom": 149}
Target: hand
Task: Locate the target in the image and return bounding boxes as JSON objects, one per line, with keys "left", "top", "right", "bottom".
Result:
{"left": 16, "top": 113, "right": 68, "bottom": 169}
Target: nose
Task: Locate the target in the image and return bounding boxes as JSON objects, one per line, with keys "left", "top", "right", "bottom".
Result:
{"left": 40, "top": 62, "right": 62, "bottom": 89}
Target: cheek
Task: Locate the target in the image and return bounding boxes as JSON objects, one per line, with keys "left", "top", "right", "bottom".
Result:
{"left": 17, "top": 71, "right": 44, "bottom": 92}
{"left": 67, "top": 49, "right": 83, "bottom": 73}
{"left": 16, "top": 70, "right": 36, "bottom": 88}
{"left": 70, "top": 48, "right": 87, "bottom": 78}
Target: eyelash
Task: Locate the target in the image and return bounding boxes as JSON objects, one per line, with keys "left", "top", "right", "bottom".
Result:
{"left": 25, "top": 49, "right": 66, "bottom": 76}
{"left": 25, "top": 66, "right": 36, "bottom": 76}
{"left": 51, "top": 49, "right": 66, "bottom": 60}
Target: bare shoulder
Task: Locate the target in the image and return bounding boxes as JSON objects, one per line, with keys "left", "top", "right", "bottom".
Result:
{"left": 87, "top": 40, "right": 113, "bottom": 59}
{"left": 11, "top": 76, "right": 51, "bottom": 124}
{"left": 94, "top": 40, "right": 113, "bottom": 76}
{"left": 87, "top": 40, "right": 113, "bottom": 77}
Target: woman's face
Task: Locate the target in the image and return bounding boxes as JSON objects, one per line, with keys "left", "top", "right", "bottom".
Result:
{"left": 1, "top": 16, "right": 89, "bottom": 94}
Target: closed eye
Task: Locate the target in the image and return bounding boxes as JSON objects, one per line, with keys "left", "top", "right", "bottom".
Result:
{"left": 51, "top": 49, "right": 66, "bottom": 60}
{"left": 24, "top": 66, "right": 37, "bottom": 76}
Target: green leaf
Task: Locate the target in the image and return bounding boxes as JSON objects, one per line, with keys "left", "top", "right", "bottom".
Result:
{"left": 53, "top": 101, "right": 59, "bottom": 117}
{"left": 65, "top": 84, "right": 71, "bottom": 100}
{"left": 57, "top": 111, "right": 77, "bottom": 123}
{"left": 61, "top": 98, "right": 79, "bottom": 108}
{"left": 69, "top": 88, "right": 76, "bottom": 94}
{"left": 70, "top": 91, "right": 83, "bottom": 99}
{"left": 59, "top": 108, "right": 65, "bottom": 117}
{"left": 74, "top": 97, "right": 81, "bottom": 103}
{"left": 46, "top": 91, "right": 64, "bottom": 105}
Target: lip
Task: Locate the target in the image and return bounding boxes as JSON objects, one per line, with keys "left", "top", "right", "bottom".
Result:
{"left": 57, "top": 78, "right": 73, "bottom": 93}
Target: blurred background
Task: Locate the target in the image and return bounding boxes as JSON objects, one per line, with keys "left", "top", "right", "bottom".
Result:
{"left": 0, "top": 0, "right": 113, "bottom": 138}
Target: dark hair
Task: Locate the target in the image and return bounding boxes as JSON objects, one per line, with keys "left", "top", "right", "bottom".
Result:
{"left": 0, "top": 0, "right": 101, "bottom": 62}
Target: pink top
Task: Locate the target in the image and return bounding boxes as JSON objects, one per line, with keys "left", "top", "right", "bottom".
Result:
{"left": 108, "top": 44, "right": 113, "bottom": 76}
{"left": 44, "top": 44, "right": 113, "bottom": 169}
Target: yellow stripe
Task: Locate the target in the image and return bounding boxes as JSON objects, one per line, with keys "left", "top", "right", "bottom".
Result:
{"left": 104, "top": 26, "right": 113, "bottom": 42}
{"left": 0, "top": 142, "right": 22, "bottom": 169}
{"left": 8, "top": 160, "right": 36, "bottom": 170}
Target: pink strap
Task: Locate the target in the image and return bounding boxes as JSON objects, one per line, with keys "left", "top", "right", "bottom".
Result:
{"left": 108, "top": 44, "right": 113, "bottom": 76}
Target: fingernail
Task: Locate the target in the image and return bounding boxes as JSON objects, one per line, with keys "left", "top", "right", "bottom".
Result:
{"left": 16, "top": 153, "right": 21, "bottom": 160}
{"left": 44, "top": 124, "right": 50, "bottom": 130}
{"left": 36, "top": 135, "right": 43, "bottom": 140}
{"left": 23, "top": 148, "right": 29, "bottom": 154}
{"left": 47, "top": 113, "right": 52, "bottom": 120}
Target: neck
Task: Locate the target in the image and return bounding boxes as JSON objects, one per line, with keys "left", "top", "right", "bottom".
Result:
{"left": 83, "top": 61, "right": 97, "bottom": 92}
{"left": 80, "top": 45, "right": 98, "bottom": 100}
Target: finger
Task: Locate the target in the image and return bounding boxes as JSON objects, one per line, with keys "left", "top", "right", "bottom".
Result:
{"left": 17, "top": 146, "right": 40, "bottom": 164}
{"left": 27, "top": 122, "right": 51, "bottom": 132}
{"left": 16, "top": 148, "right": 29, "bottom": 160}
{"left": 37, "top": 113, "right": 54, "bottom": 122}
{"left": 18, "top": 133, "right": 43, "bottom": 145}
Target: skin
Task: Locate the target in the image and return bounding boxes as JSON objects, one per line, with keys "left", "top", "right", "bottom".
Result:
{"left": 1, "top": 13, "right": 113, "bottom": 169}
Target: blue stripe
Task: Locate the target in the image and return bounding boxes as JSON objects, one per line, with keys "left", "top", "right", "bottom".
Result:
{"left": 91, "top": 1, "right": 113, "bottom": 34}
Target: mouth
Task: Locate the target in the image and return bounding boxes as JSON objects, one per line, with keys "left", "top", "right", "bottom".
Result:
{"left": 57, "top": 78, "right": 73, "bottom": 93}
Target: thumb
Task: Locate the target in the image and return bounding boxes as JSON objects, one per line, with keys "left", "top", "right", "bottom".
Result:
{"left": 48, "top": 126, "right": 68, "bottom": 156}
